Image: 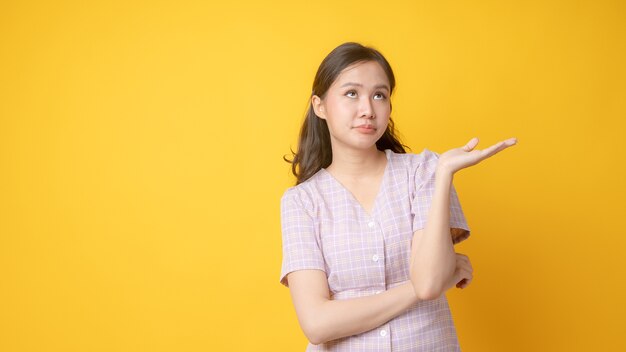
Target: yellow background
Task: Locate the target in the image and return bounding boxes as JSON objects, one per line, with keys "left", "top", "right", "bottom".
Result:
{"left": 1, "top": 0, "right": 625, "bottom": 351}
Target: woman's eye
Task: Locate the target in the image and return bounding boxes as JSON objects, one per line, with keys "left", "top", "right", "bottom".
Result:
{"left": 345, "top": 91, "right": 386, "bottom": 99}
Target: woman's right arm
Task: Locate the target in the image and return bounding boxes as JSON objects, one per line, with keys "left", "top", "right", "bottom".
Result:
{"left": 286, "top": 269, "right": 419, "bottom": 345}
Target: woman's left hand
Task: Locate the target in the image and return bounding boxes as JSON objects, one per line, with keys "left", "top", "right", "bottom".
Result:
{"left": 437, "top": 137, "right": 517, "bottom": 175}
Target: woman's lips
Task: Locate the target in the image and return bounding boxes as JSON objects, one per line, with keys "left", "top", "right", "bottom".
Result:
{"left": 353, "top": 125, "right": 376, "bottom": 134}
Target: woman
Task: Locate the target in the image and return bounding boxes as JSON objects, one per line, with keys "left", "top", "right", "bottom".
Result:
{"left": 279, "top": 42, "right": 517, "bottom": 351}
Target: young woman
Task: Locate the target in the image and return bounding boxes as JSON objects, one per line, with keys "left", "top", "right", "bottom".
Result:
{"left": 279, "top": 42, "right": 517, "bottom": 351}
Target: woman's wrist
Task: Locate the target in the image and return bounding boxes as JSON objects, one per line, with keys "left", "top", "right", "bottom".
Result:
{"left": 435, "top": 165, "right": 454, "bottom": 186}
{"left": 435, "top": 163, "right": 455, "bottom": 180}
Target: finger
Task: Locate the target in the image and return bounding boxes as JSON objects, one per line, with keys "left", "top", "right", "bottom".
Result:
{"left": 457, "top": 267, "right": 470, "bottom": 280}
{"left": 458, "top": 259, "right": 472, "bottom": 272}
{"left": 479, "top": 138, "right": 517, "bottom": 159}
{"left": 456, "top": 253, "right": 470, "bottom": 264}
{"left": 462, "top": 137, "right": 479, "bottom": 152}
{"left": 458, "top": 273, "right": 472, "bottom": 288}
{"left": 460, "top": 256, "right": 472, "bottom": 270}
{"left": 461, "top": 273, "right": 472, "bottom": 288}
{"left": 457, "top": 256, "right": 470, "bottom": 267}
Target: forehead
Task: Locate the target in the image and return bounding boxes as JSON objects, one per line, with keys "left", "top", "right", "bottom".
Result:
{"left": 333, "top": 61, "right": 389, "bottom": 87}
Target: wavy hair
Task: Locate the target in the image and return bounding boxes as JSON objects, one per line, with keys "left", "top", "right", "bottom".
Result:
{"left": 285, "top": 42, "right": 408, "bottom": 185}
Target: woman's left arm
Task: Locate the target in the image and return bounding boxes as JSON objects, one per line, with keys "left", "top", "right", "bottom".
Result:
{"left": 409, "top": 137, "right": 517, "bottom": 299}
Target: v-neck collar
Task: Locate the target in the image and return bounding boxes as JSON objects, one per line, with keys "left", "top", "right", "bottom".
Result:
{"left": 321, "top": 149, "right": 391, "bottom": 218}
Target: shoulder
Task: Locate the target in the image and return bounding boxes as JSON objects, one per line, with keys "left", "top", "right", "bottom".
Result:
{"left": 386, "top": 147, "right": 440, "bottom": 172}
{"left": 280, "top": 170, "right": 326, "bottom": 214}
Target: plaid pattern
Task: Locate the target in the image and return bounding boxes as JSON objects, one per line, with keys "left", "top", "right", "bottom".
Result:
{"left": 280, "top": 148, "right": 471, "bottom": 351}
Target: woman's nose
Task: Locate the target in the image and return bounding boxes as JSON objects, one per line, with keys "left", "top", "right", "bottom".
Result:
{"left": 359, "top": 97, "right": 375, "bottom": 118}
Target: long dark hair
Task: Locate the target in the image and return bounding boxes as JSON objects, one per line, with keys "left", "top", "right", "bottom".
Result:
{"left": 285, "top": 42, "right": 408, "bottom": 185}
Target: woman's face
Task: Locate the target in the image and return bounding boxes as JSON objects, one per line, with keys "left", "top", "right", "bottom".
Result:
{"left": 312, "top": 60, "right": 391, "bottom": 152}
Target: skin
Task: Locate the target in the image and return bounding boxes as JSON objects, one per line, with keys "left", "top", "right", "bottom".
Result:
{"left": 286, "top": 60, "right": 517, "bottom": 345}
{"left": 312, "top": 60, "right": 391, "bottom": 214}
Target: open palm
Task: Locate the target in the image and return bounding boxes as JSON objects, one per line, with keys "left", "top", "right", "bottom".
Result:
{"left": 438, "top": 137, "right": 517, "bottom": 175}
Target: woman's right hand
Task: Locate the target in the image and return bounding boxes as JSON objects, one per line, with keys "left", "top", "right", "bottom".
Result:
{"left": 443, "top": 253, "right": 474, "bottom": 293}
{"left": 436, "top": 137, "right": 517, "bottom": 175}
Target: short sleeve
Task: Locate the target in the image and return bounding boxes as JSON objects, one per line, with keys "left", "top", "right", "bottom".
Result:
{"left": 279, "top": 188, "right": 326, "bottom": 287}
{"left": 411, "top": 149, "right": 471, "bottom": 245}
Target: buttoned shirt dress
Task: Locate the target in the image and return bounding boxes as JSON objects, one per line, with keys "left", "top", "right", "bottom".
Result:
{"left": 279, "top": 148, "right": 471, "bottom": 351}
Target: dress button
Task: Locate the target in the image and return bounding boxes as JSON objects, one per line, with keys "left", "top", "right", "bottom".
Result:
{"left": 368, "top": 221, "right": 375, "bottom": 228}
{"left": 372, "top": 254, "right": 379, "bottom": 262}
{"left": 380, "top": 329, "right": 387, "bottom": 337}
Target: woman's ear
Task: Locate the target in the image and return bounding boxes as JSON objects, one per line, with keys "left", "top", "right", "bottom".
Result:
{"left": 311, "top": 95, "right": 326, "bottom": 120}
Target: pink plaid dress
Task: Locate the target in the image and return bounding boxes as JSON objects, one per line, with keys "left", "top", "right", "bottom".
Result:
{"left": 280, "top": 148, "right": 471, "bottom": 351}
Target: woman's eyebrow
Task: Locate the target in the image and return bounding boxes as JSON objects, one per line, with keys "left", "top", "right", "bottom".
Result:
{"left": 339, "top": 82, "right": 390, "bottom": 92}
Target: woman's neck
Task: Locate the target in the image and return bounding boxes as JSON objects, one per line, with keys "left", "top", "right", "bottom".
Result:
{"left": 326, "top": 145, "right": 387, "bottom": 180}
